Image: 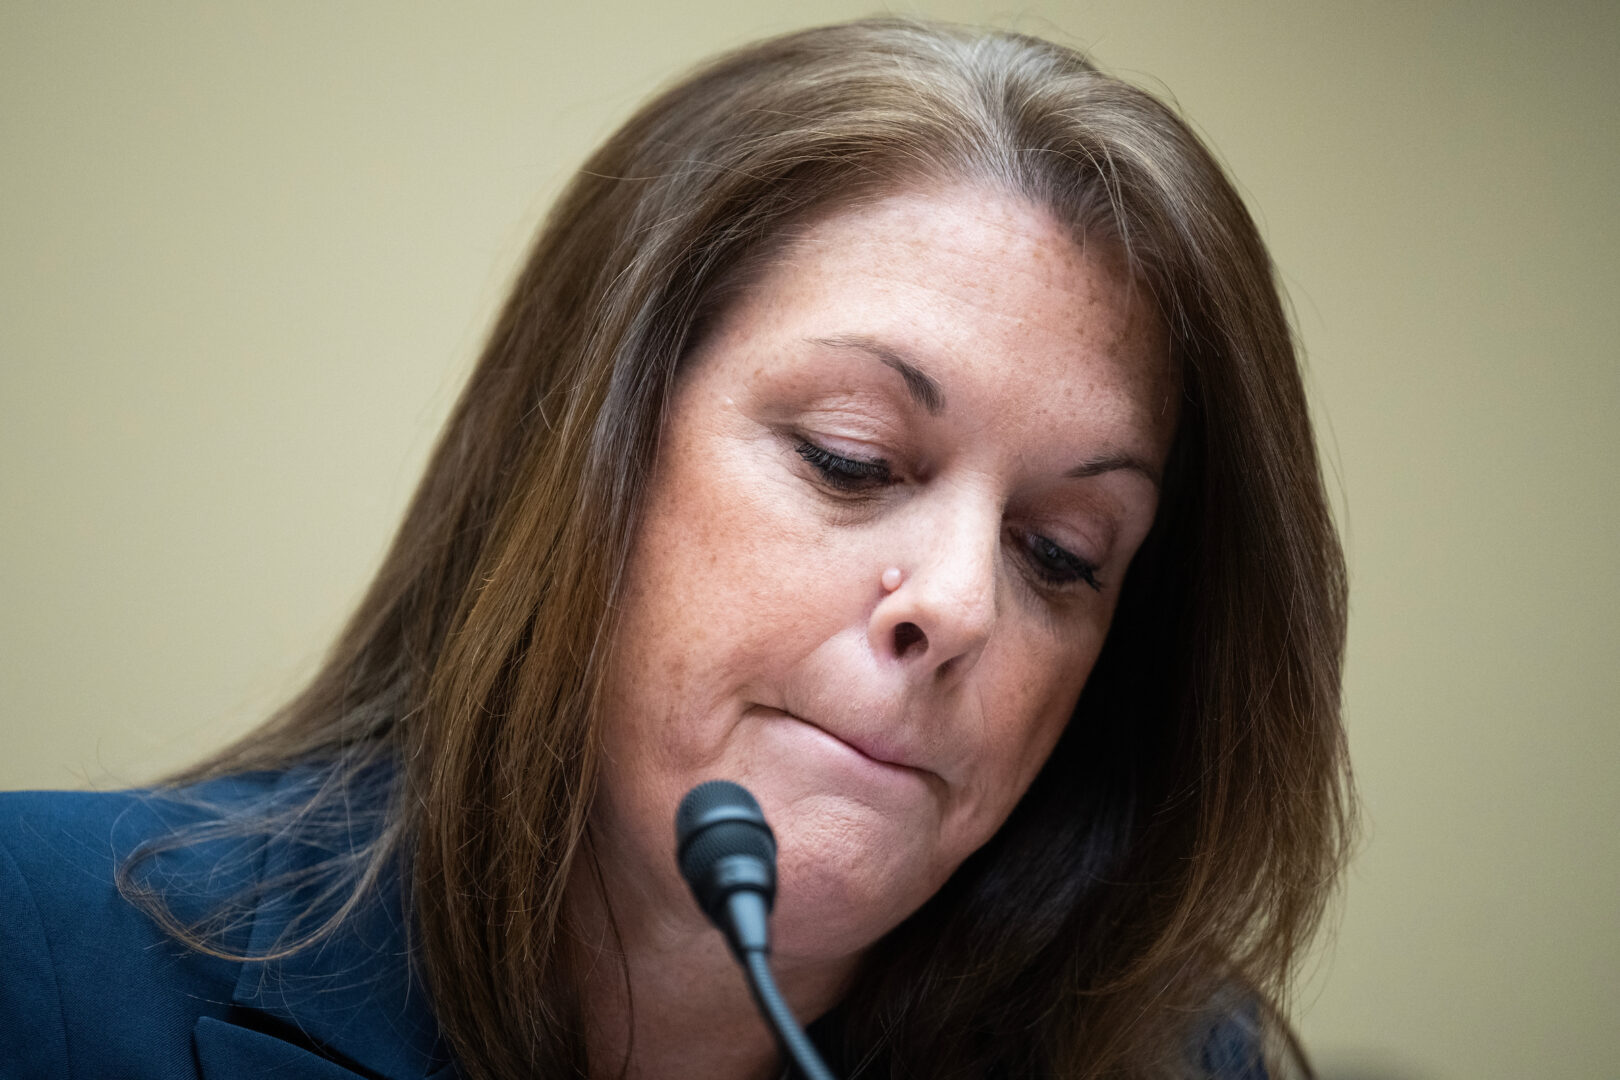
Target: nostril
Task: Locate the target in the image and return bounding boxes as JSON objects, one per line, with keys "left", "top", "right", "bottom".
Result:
{"left": 892, "top": 621, "right": 926, "bottom": 657}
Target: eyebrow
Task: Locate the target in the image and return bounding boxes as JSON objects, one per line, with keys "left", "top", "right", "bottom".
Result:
{"left": 806, "top": 334, "right": 946, "bottom": 415}
{"left": 1066, "top": 453, "right": 1163, "bottom": 491}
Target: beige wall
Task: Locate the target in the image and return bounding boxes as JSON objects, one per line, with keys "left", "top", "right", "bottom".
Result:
{"left": 3, "top": 3, "right": 1615, "bottom": 1077}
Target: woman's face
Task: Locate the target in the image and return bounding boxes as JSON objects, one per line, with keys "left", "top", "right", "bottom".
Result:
{"left": 594, "top": 183, "right": 1177, "bottom": 964}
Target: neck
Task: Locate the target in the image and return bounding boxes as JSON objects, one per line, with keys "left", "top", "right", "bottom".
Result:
{"left": 566, "top": 836, "right": 854, "bottom": 1080}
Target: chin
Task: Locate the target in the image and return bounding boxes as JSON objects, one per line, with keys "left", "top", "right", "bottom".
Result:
{"left": 765, "top": 810, "right": 947, "bottom": 963}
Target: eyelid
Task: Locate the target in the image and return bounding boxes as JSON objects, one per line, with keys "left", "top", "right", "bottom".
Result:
{"left": 794, "top": 437, "right": 893, "bottom": 490}
{"left": 1016, "top": 529, "right": 1105, "bottom": 593}
{"left": 793, "top": 427, "right": 894, "bottom": 466}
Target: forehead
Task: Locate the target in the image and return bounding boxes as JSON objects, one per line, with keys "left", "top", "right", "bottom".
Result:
{"left": 694, "top": 182, "right": 1178, "bottom": 453}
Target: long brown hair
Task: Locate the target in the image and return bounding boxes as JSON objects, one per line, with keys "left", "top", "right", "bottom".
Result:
{"left": 124, "top": 17, "right": 1351, "bottom": 1079}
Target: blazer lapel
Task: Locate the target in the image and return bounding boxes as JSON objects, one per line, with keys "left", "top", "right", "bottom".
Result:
{"left": 191, "top": 772, "right": 455, "bottom": 1079}
{"left": 194, "top": 1014, "right": 382, "bottom": 1080}
{"left": 194, "top": 1015, "right": 461, "bottom": 1080}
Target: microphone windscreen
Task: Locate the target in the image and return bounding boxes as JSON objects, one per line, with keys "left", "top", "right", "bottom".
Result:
{"left": 676, "top": 779, "right": 767, "bottom": 843}
{"left": 680, "top": 818, "right": 774, "bottom": 886}
{"left": 675, "top": 780, "right": 777, "bottom": 916}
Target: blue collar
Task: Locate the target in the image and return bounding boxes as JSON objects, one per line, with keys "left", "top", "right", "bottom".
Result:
{"left": 177, "top": 771, "right": 458, "bottom": 1079}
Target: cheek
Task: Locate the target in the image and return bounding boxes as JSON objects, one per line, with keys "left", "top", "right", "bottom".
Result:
{"left": 608, "top": 430, "right": 843, "bottom": 743}
{"left": 943, "top": 629, "right": 1102, "bottom": 855}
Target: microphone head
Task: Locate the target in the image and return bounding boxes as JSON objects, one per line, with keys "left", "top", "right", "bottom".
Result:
{"left": 675, "top": 780, "right": 777, "bottom": 925}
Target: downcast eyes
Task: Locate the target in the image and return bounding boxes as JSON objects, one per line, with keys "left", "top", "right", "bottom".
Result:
{"left": 1020, "top": 532, "right": 1102, "bottom": 592}
{"left": 794, "top": 438, "right": 1105, "bottom": 595}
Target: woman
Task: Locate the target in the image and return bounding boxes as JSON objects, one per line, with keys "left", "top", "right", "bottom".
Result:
{"left": 0, "top": 17, "right": 1350, "bottom": 1080}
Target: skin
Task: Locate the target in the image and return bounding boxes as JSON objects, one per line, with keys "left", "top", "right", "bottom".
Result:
{"left": 573, "top": 181, "right": 1179, "bottom": 1079}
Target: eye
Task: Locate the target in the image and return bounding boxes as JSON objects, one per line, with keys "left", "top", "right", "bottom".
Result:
{"left": 1019, "top": 531, "right": 1104, "bottom": 593}
{"left": 794, "top": 439, "right": 892, "bottom": 492}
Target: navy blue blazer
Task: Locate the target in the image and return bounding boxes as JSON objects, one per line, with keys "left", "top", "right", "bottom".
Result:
{"left": 1, "top": 773, "right": 1266, "bottom": 1079}
{"left": 0, "top": 773, "right": 455, "bottom": 1079}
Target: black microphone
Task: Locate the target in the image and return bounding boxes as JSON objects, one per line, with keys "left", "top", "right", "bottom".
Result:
{"left": 675, "top": 781, "right": 838, "bottom": 1080}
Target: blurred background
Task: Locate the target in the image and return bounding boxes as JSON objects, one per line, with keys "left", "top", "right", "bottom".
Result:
{"left": 3, "top": 2, "right": 1615, "bottom": 1077}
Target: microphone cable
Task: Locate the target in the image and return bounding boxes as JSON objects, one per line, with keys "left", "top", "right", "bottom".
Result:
{"left": 675, "top": 780, "right": 839, "bottom": 1080}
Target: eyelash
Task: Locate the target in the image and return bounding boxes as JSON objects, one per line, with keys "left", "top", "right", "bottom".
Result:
{"left": 1021, "top": 533, "right": 1104, "bottom": 593}
{"left": 792, "top": 438, "right": 1104, "bottom": 594}
{"left": 794, "top": 439, "right": 892, "bottom": 490}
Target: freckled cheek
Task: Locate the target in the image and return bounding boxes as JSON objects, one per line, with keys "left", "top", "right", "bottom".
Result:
{"left": 951, "top": 637, "right": 1100, "bottom": 843}
{"left": 718, "top": 437, "right": 858, "bottom": 574}
{"left": 629, "top": 439, "right": 845, "bottom": 680}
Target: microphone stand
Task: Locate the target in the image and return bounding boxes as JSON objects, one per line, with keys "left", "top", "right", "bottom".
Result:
{"left": 677, "top": 782, "right": 841, "bottom": 1080}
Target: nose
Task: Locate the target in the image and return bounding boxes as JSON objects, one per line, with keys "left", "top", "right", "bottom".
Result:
{"left": 868, "top": 498, "right": 1000, "bottom": 680}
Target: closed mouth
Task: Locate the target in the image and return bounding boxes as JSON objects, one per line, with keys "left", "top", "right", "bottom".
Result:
{"left": 762, "top": 705, "right": 920, "bottom": 775}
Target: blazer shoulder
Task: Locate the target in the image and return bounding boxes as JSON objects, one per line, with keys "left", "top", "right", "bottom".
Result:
{"left": 0, "top": 779, "right": 278, "bottom": 932}
{"left": 0, "top": 773, "right": 452, "bottom": 1079}
{"left": 1201, "top": 1004, "right": 1269, "bottom": 1080}
{"left": 0, "top": 803, "right": 72, "bottom": 1077}
{"left": 0, "top": 782, "right": 271, "bottom": 1079}
{"left": 1, "top": 785, "right": 187, "bottom": 885}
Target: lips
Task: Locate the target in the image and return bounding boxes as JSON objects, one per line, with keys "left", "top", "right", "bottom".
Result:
{"left": 759, "top": 704, "right": 925, "bottom": 776}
